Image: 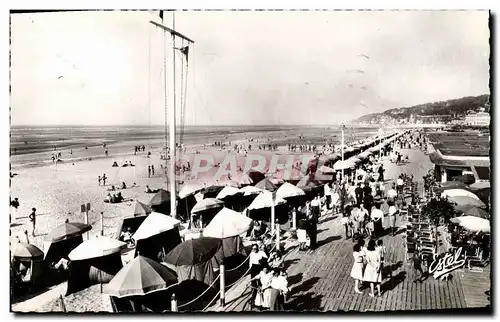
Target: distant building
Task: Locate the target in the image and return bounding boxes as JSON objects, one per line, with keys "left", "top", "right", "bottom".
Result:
{"left": 464, "top": 112, "right": 490, "bottom": 126}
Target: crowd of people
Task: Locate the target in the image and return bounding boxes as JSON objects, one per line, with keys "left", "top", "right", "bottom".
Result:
{"left": 248, "top": 244, "right": 290, "bottom": 311}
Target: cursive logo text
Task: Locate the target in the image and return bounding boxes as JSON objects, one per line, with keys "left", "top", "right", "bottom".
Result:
{"left": 428, "top": 247, "right": 467, "bottom": 279}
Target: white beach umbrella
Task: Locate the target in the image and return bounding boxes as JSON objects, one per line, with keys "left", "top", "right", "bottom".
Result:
{"left": 317, "top": 165, "right": 336, "bottom": 174}
{"left": 333, "top": 160, "right": 355, "bottom": 171}
{"left": 203, "top": 207, "right": 253, "bottom": 238}
{"left": 239, "top": 185, "right": 262, "bottom": 196}
{"left": 68, "top": 236, "right": 126, "bottom": 261}
{"left": 179, "top": 181, "right": 205, "bottom": 199}
{"left": 247, "top": 191, "right": 287, "bottom": 210}
{"left": 132, "top": 212, "right": 181, "bottom": 241}
{"left": 191, "top": 198, "right": 224, "bottom": 214}
{"left": 443, "top": 189, "right": 481, "bottom": 200}
{"left": 216, "top": 186, "right": 241, "bottom": 200}
{"left": 450, "top": 216, "right": 490, "bottom": 233}
{"left": 276, "top": 182, "right": 306, "bottom": 200}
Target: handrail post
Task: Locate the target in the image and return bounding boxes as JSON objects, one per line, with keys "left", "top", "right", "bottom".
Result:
{"left": 220, "top": 259, "right": 226, "bottom": 307}
{"left": 292, "top": 208, "right": 296, "bottom": 230}
{"left": 171, "top": 294, "right": 178, "bottom": 312}
{"left": 100, "top": 212, "right": 104, "bottom": 236}
{"left": 275, "top": 219, "right": 281, "bottom": 252}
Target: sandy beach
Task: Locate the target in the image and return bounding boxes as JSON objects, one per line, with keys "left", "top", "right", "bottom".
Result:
{"left": 9, "top": 126, "right": 383, "bottom": 252}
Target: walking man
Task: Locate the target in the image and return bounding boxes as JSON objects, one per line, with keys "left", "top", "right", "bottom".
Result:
{"left": 148, "top": 166, "right": 151, "bottom": 178}
{"left": 151, "top": 165, "right": 155, "bottom": 176}
{"left": 102, "top": 173, "right": 107, "bottom": 186}
{"left": 412, "top": 250, "right": 427, "bottom": 283}
{"left": 29, "top": 207, "right": 37, "bottom": 237}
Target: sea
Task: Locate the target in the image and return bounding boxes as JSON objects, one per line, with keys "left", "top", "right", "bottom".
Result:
{"left": 10, "top": 125, "right": 381, "bottom": 156}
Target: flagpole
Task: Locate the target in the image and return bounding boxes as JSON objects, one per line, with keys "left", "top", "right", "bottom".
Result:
{"left": 341, "top": 124, "right": 345, "bottom": 183}
{"left": 169, "top": 12, "right": 177, "bottom": 219}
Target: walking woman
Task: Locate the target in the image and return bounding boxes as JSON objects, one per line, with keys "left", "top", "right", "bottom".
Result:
{"left": 363, "top": 239, "right": 382, "bottom": 297}
{"left": 351, "top": 243, "right": 365, "bottom": 294}
{"left": 249, "top": 244, "right": 267, "bottom": 308}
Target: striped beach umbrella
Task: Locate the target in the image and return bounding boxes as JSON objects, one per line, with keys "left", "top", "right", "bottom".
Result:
{"left": 104, "top": 255, "right": 178, "bottom": 297}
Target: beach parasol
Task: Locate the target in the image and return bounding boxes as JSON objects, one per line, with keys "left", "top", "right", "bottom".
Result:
{"left": 216, "top": 186, "right": 241, "bottom": 200}
{"left": 317, "top": 165, "right": 336, "bottom": 174}
{"left": 202, "top": 208, "right": 252, "bottom": 239}
{"left": 68, "top": 236, "right": 126, "bottom": 261}
{"left": 453, "top": 174, "right": 475, "bottom": 185}
{"left": 234, "top": 172, "right": 253, "bottom": 186}
{"left": 450, "top": 216, "right": 490, "bottom": 233}
{"left": 247, "top": 191, "right": 287, "bottom": 210}
{"left": 448, "top": 195, "right": 486, "bottom": 209}
{"left": 163, "top": 237, "right": 222, "bottom": 266}
{"left": 443, "top": 189, "right": 481, "bottom": 200}
{"left": 296, "top": 176, "right": 321, "bottom": 192}
{"left": 255, "top": 178, "right": 278, "bottom": 192}
{"left": 179, "top": 181, "right": 205, "bottom": 199}
{"left": 439, "top": 181, "right": 468, "bottom": 190}
{"left": 133, "top": 212, "right": 181, "bottom": 241}
{"left": 130, "top": 200, "right": 151, "bottom": 217}
{"left": 148, "top": 189, "right": 171, "bottom": 206}
{"left": 333, "top": 160, "right": 355, "bottom": 171}
{"left": 191, "top": 198, "right": 224, "bottom": 214}
{"left": 455, "top": 205, "right": 489, "bottom": 219}
{"left": 103, "top": 255, "right": 178, "bottom": 297}
{"left": 247, "top": 171, "right": 266, "bottom": 184}
{"left": 11, "top": 243, "right": 44, "bottom": 260}
{"left": 276, "top": 182, "right": 306, "bottom": 200}
{"left": 239, "top": 185, "right": 262, "bottom": 196}
{"left": 469, "top": 181, "right": 490, "bottom": 190}
{"left": 47, "top": 222, "right": 92, "bottom": 242}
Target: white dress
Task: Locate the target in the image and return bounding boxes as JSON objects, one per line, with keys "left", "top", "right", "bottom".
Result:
{"left": 363, "top": 250, "right": 382, "bottom": 283}
{"left": 350, "top": 251, "right": 364, "bottom": 280}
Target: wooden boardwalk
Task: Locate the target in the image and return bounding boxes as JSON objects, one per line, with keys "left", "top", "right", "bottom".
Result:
{"left": 211, "top": 210, "right": 490, "bottom": 312}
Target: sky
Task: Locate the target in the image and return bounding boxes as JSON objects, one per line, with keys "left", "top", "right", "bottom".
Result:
{"left": 10, "top": 10, "right": 490, "bottom": 126}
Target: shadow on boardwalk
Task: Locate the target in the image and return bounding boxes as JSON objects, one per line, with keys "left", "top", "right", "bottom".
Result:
{"left": 285, "top": 292, "right": 324, "bottom": 311}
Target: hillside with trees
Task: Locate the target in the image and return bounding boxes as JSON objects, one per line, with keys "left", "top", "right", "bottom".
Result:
{"left": 352, "top": 94, "right": 490, "bottom": 124}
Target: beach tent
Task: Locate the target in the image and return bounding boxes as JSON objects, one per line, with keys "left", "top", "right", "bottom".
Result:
{"left": 43, "top": 234, "right": 83, "bottom": 267}
{"left": 11, "top": 243, "right": 45, "bottom": 290}
{"left": 66, "top": 237, "right": 125, "bottom": 295}
{"left": 190, "top": 198, "right": 225, "bottom": 228}
{"left": 163, "top": 237, "right": 221, "bottom": 286}
{"left": 115, "top": 215, "right": 148, "bottom": 241}
{"left": 132, "top": 212, "right": 182, "bottom": 260}
{"left": 148, "top": 189, "right": 172, "bottom": 215}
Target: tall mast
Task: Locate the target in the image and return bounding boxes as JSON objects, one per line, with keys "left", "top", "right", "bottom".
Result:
{"left": 151, "top": 11, "right": 194, "bottom": 219}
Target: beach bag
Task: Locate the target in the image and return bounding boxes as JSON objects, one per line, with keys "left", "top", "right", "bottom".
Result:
{"left": 255, "top": 290, "right": 263, "bottom": 307}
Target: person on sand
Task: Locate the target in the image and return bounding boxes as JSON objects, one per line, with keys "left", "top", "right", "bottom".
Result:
{"left": 11, "top": 198, "right": 19, "bottom": 221}
{"left": 122, "top": 182, "right": 127, "bottom": 190}
{"left": 151, "top": 165, "right": 155, "bottom": 176}
{"left": 105, "top": 193, "right": 112, "bottom": 203}
{"left": 148, "top": 166, "right": 151, "bottom": 178}
{"left": 102, "top": 174, "right": 107, "bottom": 186}
{"left": 28, "top": 208, "right": 36, "bottom": 237}
{"left": 146, "top": 185, "right": 153, "bottom": 193}
{"left": 98, "top": 176, "right": 102, "bottom": 186}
